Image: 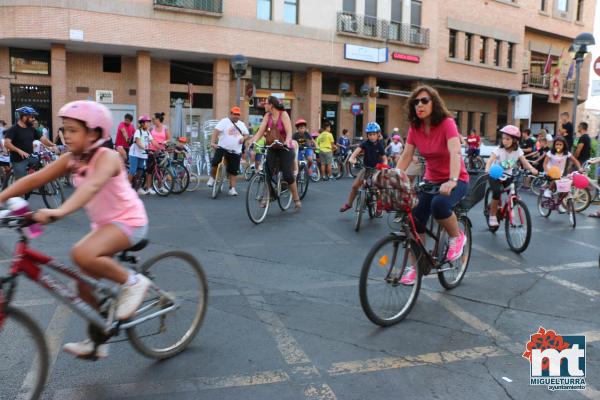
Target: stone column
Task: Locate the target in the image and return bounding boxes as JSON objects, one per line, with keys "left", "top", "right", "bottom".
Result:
{"left": 364, "top": 75, "right": 377, "bottom": 130}
{"left": 486, "top": 37, "right": 496, "bottom": 66}
{"left": 0, "top": 47, "right": 11, "bottom": 124}
{"left": 212, "top": 59, "right": 230, "bottom": 120}
{"left": 499, "top": 41, "right": 509, "bottom": 69}
{"left": 51, "top": 44, "right": 67, "bottom": 134}
{"left": 459, "top": 111, "right": 469, "bottom": 135}
{"left": 306, "top": 68, "right": 322, "bottom": 131}
{"left": 136, "top": 51, "right": 151, "bottom": 118}
{"left": 472, "top": 35, "right": 482, "bottom": 64}
{"left": 456, "top": 31, "right": 466, "bottom": 60}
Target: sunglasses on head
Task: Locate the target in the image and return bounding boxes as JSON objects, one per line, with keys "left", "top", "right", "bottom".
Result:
{"left": 412, "top": 97, "right": 431, "bottom": 107}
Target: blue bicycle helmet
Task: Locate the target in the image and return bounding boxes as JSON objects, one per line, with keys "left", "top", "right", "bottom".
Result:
{"left": 365, "top": 121, "right": 381, "bottom": 133}
{"left": 16, "top": 106, "right": 39, "bottom": 116}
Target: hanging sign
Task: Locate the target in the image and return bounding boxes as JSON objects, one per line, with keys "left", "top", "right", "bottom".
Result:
{"left": 350, "top": 102, "right": 363, "bottom": 116}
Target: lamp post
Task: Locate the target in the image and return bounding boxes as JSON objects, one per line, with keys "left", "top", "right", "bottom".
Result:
{"left": 570, "top": 32, "right": 595, "bottom": 132}
{"left": 230, "top": 54, "right": 248, "bottom": 108}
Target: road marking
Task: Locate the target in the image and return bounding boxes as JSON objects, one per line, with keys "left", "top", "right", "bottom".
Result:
{"left": 544, "top": 275, "right": 600, "bottom": 297}
{"left": 328, "top": 345, "right": 506, "bottom": 376}
{"left": 51, "top": 370, "right": 290, "bottom": 400}
{"left": 20, "top": 304, "right": 71, "bottom": 392}
{"left": 246, "top": 294, "right": 312, "bottom": 365}
{"left": 424, "top": 292, "right": 512, "bottom": 343}
{"left": 532, "top": 228, "right": 600, "bottom": 251}
{"left": 580, "top": 385, "right": 600, "bottom": 400}
{"left": 304, "top": 383, "right": 337, "bottom": 400}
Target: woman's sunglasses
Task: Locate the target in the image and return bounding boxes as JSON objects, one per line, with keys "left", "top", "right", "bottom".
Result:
{"left": 412, "top": 97, "right": 431, "bottom": 107}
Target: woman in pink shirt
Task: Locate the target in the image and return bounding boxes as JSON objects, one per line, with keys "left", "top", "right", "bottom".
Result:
{"left": 396, "top": 85, "right": 469, "bottom": 285}
{"left": 0, "top": 101, "right": 150, "bottom": 358}
{"left": 150, "top": 112, "right": 171, "bottom": 150}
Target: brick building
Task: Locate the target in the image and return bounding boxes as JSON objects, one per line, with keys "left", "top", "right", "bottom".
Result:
{"left": 0, "top": 0, "right": 596, "bottom": 141}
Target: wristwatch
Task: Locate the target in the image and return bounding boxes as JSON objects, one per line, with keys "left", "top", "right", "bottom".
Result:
{"left": 449, "top": 177, "right": 458, "bottom": 182}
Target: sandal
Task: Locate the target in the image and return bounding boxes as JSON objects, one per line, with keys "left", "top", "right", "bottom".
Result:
{"left": 340, "top": 203, "right": 352, "bottom": 212}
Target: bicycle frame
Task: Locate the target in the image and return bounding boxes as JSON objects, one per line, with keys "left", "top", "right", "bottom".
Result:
{"left": 0, "top": 233, "right": 178, "bottom": 335}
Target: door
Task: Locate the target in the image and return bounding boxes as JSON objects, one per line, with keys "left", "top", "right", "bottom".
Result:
{"left": 10, "top": 84, "right": 52, "bottom": 133}
{"left": 104, "top": 104, "right": 137, "bottom": 142}
{"left": 376, "top": 105, "right": 386, "bottom": 136}
{"left": 321, "top": 102, "right": 339, "bottom": 137}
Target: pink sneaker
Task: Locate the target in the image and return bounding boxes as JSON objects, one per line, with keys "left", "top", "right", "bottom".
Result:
{"left": 400, "top": 266, "right": 416, "bottom": 286}
{"left": 446, "top": 231, "right": 466, "bottom": 262}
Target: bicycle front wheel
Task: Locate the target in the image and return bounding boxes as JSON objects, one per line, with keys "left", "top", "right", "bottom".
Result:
{"left": 211, "top": 164, "right": 222, "bottom": 199}
{"left": 0, "top": 306, "right": 49, "bottom": 400}
{"left": 170, "top": 163, "right": 190, "bottom": 194}
{"left": 42, "top": 180, "right": 65, "bottom": 209}
{"left": 359, "top": 235, "right": 423, "bottom": 326}
{"left": 153, "top": 170, "right": 173, "bottom": 197}
{"left": 438, "top": 215, "right": 472, "bottom": 289}
{"left": 505, "top": 198, "right": 532, "bottom": 253}
{"left": 569, "top": 187, "right": 591, "bottom": 213}
{"left": 186, "top": 172, "right": 201, "bottom": 192}
{"left": 127, "top": 251, "right": 207, "bottom": 360}
{"left": 297, "top": 165, "right": 309, "bottom": 200}
{"left": 354, "top": 191, "right": 365, "bottom": 232}
{"left": 246, "top": 173, "right": 270, "bottom": 224}
{"left": 277, "top": 174, "right": 293, "bottom": 211}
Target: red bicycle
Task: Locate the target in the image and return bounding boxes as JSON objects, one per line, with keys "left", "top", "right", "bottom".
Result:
{"left": 0, "top": 211, "right": 207, "bottom": 400}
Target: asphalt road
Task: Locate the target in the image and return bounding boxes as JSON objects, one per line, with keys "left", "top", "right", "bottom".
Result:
{"left": 1, "top": 176, "right": 600, "bottom": 400}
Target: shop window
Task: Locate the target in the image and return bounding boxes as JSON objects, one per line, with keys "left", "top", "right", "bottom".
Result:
{"left": 493, "top": 40, "right": 500, "bottom": 66}
{"left": 411, "top": 0, "right": 421, "bottom": 26}
{"left": 449, "top": 30, "right": 457, "bottom": 58}
{"left": 557, "top": 0, "right": 568, "bottom": 12}
{"left": 507, "top": 43, "right": 514, "bottom": 69}
{"left": 253, "top": 69, "right": 292, "bottom": 91}
{"left": 465, "top": 33, "right": 473, "bottom": 61}
{"left": 170, "top": 61, "right": 213, "bottom": 85}
{"left": 391, "top": 0, "right": 402, "bottom": 22}
{"left": 103, "top": 55, "right": 121, "bottom": 73}
{"left": 284, "top": 0, "right": 298, "bottom": 24}
{"left": 343, "top": 0, "right": 355, "bottom": 13}
{"left": 170, "top": 92, "right": 213, "bottom": 108}
{"left": 479, "top": 37, "right": 487, "bottom": 64}
{"left": 9, "top": 48, "right": 50, "bottom": 75}
{"left": 257, "top": 0, "right": 272, "bottom": 20}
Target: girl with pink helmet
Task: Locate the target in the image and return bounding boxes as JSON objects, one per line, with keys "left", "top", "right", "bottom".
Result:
{"left": 0, "top": 100, "right": 151, "bottom": 359}
{"left": 386, "top": 134, "right": 404, "bottom": 165}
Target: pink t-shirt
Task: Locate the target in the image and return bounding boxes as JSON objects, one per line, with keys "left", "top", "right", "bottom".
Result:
{"left": 149, "top": 126, "right": 168, "bottom": 151}
{"left": 407, "top": 117, "right": 469, "bottom": 183}
{"left": 73, "top": 148, "right": 148, "bottom": 229}
{"left": 114, "top": 122, "right": 135, "bottom": 148}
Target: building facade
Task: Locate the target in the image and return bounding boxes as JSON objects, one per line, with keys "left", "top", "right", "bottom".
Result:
{"left": 0, "top": 0, "right": 596, "bottom": 141}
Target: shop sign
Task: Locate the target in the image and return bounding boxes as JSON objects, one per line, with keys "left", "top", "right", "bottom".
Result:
{"left": 254, "top": 97, "right": 292, "bottom": 109}
{"left": 350, "top": 102, "right": 363, "bottom": 116}
{"left": 95, "top": 90, "right": 113, "bottom": 104}
{"left": 344, "top": 44, "right": 388, "bottom": 63}
{"left": 325, "top": 111, "right": 336, "bottom": 118}
{"left": 391, "top": 52, "right": 420, "bottom": 63}
{"left": 514, "top": 94, "right": 532, "bottom": 120}
{"left": 69, "top": 29, "right": 84, "bottom": 41}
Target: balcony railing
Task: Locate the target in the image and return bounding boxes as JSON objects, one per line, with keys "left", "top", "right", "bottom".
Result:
{"left": 337, "top": 12, "right": 430, "bottom": 48}
{"left": 154, "top": 0, "right": 223, "bottom": 14}
{"left": 522, "top": 72, "right": 575, "bottom": 93}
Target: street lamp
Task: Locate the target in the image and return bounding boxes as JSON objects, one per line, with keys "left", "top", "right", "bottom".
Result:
{"left": 570, "top": 32, "right": 595, "bottom": 131}
{"left": 230, "top": 54, "right": 248, "bottom": 107}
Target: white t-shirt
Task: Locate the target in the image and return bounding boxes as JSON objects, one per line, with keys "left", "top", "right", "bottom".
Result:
{"left": 492, "top": 147, "right": 524, "bottom": 171}
{"left": 546, "top": 152, "right": 571, "bottom": 174}
{"left": 215, "top": 118, "right": 249, "bottom": 154}
{"left": 390, "top": 142, "right": 403, "bottom": 155}
{"left": 129, "top": 129, "right": 152, "bottom": 159}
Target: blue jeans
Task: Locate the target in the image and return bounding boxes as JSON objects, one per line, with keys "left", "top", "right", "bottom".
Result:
{"left": 128, "top": 156, "right": 146, "bottom": 175}
{"left": 412, "top": 180, "right": 468, "bottom": 233}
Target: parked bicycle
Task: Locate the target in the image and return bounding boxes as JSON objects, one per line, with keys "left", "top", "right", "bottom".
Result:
{"left": 0, "top": 211, "right": 208, "bottom": 400}
{"left": 359, "top": 175, "right": 486, "bottom": 327}
{"left": 483, "top": 169, "right": 533, "bottom": 253}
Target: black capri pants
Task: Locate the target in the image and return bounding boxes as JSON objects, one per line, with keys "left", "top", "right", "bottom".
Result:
{"left": 488, "top": 176, "right": 512, "bottom": 200}
{"left": 266, "top": 147, "right": 295, "bottom": 185}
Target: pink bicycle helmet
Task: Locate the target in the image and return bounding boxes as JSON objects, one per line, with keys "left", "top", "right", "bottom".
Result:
{"left": 499, "top": 125, "right": 521, "bottom": 139}
{"left": 58, "top": 100, "right": 113, "bottom": 142}
{"left": 138, "top": 115, "right": 151, "bottom": 123}
{"left": 310, "top": 131, "right": 319, "bottom": 138}
{"left": 392, "top": 134, "right": 401, "bottom": 140}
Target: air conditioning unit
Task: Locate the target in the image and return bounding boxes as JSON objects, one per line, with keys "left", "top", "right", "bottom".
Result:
{"left": 340, "top": 14, "right": 358, "bottom": 33}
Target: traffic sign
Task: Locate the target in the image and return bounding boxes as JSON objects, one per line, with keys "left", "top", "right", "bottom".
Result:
{"left": 594, "top": 56, "right": 600, "bottom": 77}
{"left": 350, "top": 102, "right": 363, "bottom": 116}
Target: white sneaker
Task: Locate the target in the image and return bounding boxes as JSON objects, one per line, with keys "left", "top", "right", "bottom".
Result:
{"left": 146, "top": 188, "right": 157, "bottom": 195}
{"left": 116, "top": 274, "right": 151, "bottom": 320}
{"left": 543, "top": 189, "right": 552, "bottom": 198}
{"left": 136, "top": 188, "right": 147, "bottom": 195}
{"left": 63, "top": 339, "right": 109, "bottom": 359}
{"left": 207, "top": 177, "right": 215, "bottom": 187}
{"left": 558, "top": 204, "right": 567, "bottom": 214}
{"left": 228, "top": 187, "right": 238, "bottom": 196}
{"left": 488, "top": 215, "right": 499, "bottom": 227}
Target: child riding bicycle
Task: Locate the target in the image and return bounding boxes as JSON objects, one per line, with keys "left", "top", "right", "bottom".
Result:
{"left": 485, "top": 125, "right": 538, "bottom": 227}
{"left": 339, "top": 122, "right": 387, "bottom": 212}
{"left": 0, "top": 100, "right": 150, "bottom": 359}
{"left": 543, "top": 135, "right": 583, "bottom": 198}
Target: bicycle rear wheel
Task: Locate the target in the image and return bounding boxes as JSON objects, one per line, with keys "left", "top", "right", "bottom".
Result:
{"left": 505, "top": 198, "right": 532, "bottom": 253}
{"left": 438, "top": 216, "right": 472, "bottom": 289}
{"left": 152, "top": 170, "right": 173, "bottom": 197}
{"left": 170, "top": 163, "right": 190, "bottom": 194}
{"left": 537, "top": 193, "right": 552, "bottom": 217}
{"left": 246, "top": 173, "right": 270, "bottom": 224}
{"left": 277, "top": 174, "right": 293, "bottom": 211}
{"left": 42, "top": 180, "right": 65, "bottom": 209}
{"left": 0, "top": 306, "right": 49, "bottom": 400}
{"left": 211, "top": 164, "right": 223, "bottom": 199}
{"left": 186, "top": 172, "right": 201, "bottom": 192}
{"left": 308, "top": 163, "right": 320, "bottom": 182}
{"left": 297, "top": 165, "right": 309, "bottom": 200}
{"left": 359, "top": 235, "right": 423, "bottom": 326}
{"left": 127, "top": 251, "right": 207, "bottom": 360}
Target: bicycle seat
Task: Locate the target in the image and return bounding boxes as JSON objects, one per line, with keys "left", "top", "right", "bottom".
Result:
{"left": 124, "top": 239, "right": 148, "bottom": 253}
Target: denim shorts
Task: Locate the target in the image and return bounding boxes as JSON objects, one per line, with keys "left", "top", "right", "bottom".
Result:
{"left": 128, "top": 156, "right": 146, "bottom": 175}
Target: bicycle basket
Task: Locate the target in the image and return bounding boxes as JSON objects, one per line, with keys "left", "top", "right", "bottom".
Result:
{"left": 373, "top": 168, "right": 418, "bottom": 211}
{"left": 458, "top": 171, "right": 488, "bottom": 210}
{"left": 556, "top": 178, "right": 572, "bottom": 193}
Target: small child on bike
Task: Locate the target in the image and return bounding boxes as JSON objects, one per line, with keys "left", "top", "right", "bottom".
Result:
{"left": 543, "top": 135, "right": 583, "bottom": 198}
{"left": 485, "top": 125, "right": 538, "bottom": 227}
{"left": 337, "top": 129, "right": 351, "bottom": 157}
{"left": 0, "top": 100, "right": 150, "bottom": 358}
{"left": 386, "top": 134, "right": 404, "bottom": 165}
{"left": 339, "top": 122, "right": 387, "bottom": 212}
{"left": 466, "top": 128, "right": 481, "bottom": 158}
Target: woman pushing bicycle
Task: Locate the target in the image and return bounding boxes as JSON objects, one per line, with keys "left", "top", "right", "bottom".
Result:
{"left": 0, "top": 100, "right": 150, "bottom": 358}
{"left": 395, "top": 85, "right": 470, "bottom": 285}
